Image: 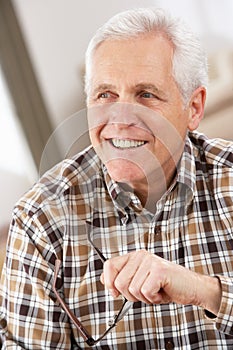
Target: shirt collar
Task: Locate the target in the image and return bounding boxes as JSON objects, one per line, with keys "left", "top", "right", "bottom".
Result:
{"left": 102, "top": 165, "right": 144, "bottom": 220}
{"left": 176, "top": 133, "right": 196, "bottom": 194}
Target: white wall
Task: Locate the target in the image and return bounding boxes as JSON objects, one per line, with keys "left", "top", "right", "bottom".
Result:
{"left": 0, "top": 66, "right": 37, "bottom": 226}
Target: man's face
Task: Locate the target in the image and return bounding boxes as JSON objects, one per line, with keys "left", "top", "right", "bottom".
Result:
{"left": 87, "top": 34, "right": 193, "bottom": 193}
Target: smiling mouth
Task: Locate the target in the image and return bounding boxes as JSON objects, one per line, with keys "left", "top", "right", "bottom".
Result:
{"left": 111, "top": 138, "right": 147, "bottom": 149}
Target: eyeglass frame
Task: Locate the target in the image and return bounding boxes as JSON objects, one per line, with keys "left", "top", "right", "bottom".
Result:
{"left": 52, "top": 234, "right": 133, "bottom": 346}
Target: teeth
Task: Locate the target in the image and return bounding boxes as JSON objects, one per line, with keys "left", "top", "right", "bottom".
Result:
{"left": 111, "top": 139, "right": 145, "bottom": 149}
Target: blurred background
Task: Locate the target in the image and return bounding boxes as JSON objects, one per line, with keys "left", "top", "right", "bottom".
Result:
{"left": 0, "top": 0, "right": 233, "bottom": 259}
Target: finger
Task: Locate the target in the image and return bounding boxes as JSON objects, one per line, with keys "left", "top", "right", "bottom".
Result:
{"left": 127, "top": 253, "right": 161, "bottom": 304}
{"left": 100, "top": 272, "right": 104, "bottom": 285}
{"left": 128, "top": 254, "right": 170, "bottom": 304}
{"left": 103, "top": 254, "right": 130, "bottom": 298}
{"left": 113, "top": 251, "right": 149, "bottom": 301}
{"left": 140, "top": 272, "right": 167, "bottom": 304}
{"left": 140, "top": 261, "right": 173, "bottom": 304}
{"left": 128, "top": 272, "right": 151, "bottom": 304}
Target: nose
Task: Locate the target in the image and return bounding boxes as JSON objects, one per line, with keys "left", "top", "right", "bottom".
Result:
{"left": 108, "top": 102, "right": 139, "bottom": 127}
{"left": 87, "top": 101, "right": 136, "bottom": 131}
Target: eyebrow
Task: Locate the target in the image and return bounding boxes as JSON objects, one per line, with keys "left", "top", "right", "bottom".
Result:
{"left": 91, "top": 84, "right": 117, "bottom": 96}
{"left": 134, "top": 83, "right": 167, "bottom": 98}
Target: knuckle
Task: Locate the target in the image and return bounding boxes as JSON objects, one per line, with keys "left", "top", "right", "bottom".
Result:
{"left": 104, "top": 259, "right": 114, "bottom": 270}
{"left": 114, "top": 276, "right": 126, "bottom": 292}
{"left": 141, "top": 285, "right": 150, "bottom": 297}
{"left": 141, "top": 286, "right": 156, "bottom": 301}
{"left": 128, "top": 285, "right": 140, "bottom": 298}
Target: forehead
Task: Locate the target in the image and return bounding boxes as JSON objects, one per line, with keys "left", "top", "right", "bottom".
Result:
{"left": 91, "top": 33, "right": 173, "bottom": 74}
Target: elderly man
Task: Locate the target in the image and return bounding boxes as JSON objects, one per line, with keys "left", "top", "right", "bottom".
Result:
{"left": 0, "top": 7, "right": 233, "bottom": 349}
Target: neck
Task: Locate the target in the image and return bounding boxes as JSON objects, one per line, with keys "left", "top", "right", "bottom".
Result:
{"left": 131, "top": 158, "right": 178, "bottom": 213}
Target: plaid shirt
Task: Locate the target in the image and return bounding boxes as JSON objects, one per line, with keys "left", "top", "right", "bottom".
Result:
{"left": 0, "top": 131, "right": 233, "bottom": 349}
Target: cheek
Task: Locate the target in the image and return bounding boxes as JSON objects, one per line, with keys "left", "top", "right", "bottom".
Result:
{"left": 164, "top": 108, "right": 189, "bottom": 138}
{"left": 89, "top": 128, "right": 97, "bottom": 145}
{"left": 87, "top": 103, "right": 110, "bottom": 131}
{"left": 88, "top": 126, "right": 103, "bottom": 148}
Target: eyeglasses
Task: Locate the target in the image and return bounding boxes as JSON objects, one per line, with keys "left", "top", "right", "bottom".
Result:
{"left": 52, "top": 232, "right": 133, "bottom": 346}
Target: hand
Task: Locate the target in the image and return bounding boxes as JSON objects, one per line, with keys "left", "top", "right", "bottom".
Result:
{"left": 100, "top": 250, "right": 221, "bottom": 315}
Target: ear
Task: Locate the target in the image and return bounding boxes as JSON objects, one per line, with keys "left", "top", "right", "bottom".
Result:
{"left": 187, "top": 87, "right": 206, "bottom": 131}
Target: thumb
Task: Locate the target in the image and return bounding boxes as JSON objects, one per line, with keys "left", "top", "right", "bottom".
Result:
{"left": 100, "top": 272, "right": 105, "bottom": 285}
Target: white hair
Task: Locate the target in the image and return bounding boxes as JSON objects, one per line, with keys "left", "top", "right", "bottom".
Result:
{"left": 84, "top": 7, "right": 208, "bottom": 104}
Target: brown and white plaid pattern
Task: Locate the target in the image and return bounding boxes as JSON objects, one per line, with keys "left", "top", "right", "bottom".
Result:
{"left": 0, "top": 131, "right": 233, "bottom": 349}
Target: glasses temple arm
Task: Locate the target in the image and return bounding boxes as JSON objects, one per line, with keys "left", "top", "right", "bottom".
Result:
{"left": 53, "top": 259, "right": 95, "bottom": 345}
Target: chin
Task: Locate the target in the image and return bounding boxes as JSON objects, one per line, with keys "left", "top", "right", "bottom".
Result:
{"left": 105, "top": 160, "right": 146, "bottom": 186}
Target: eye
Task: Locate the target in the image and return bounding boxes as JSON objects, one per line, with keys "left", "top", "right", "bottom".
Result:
{"left": 98, "top": 91, "right": 118, "bottom": 100}
{"left": 98, "top": 92, "right": 111, "bottom": 99}
{"left": 140, "top": 91, "right": 156, "bottom": 99}
{"left": 96, "top": 91, "right": 118, "bottom": 103}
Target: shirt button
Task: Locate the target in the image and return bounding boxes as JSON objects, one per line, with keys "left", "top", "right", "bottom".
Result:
{"left": 165, "top": 340, "right": 174, "bottom": 350}
{"left": 155, "top": 226, "right": 161, "bottom": 235}
{"left": 0, "top": 318, "right": 7, "bottom": 329}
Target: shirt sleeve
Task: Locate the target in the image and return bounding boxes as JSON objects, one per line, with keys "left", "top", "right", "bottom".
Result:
{"left": 0, "top": 208, "right": 72, "bottom": 349}
{"left": 213, "top": 275, "right": 233, "bottom": 336}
